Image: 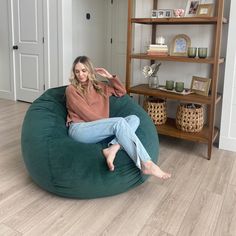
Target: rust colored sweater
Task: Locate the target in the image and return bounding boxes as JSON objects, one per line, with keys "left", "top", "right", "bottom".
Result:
{"left": 66, "top": 76, "right": 126, "bottom": 124}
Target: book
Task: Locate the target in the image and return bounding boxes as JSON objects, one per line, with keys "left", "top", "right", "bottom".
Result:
{"left": 149, "top": 44, "right": 168, "bottom": 48}
{"left": 148, "top": 48, "right": 168, "bottom": 52}
{"left": 147, "top": 51, "right": 169, "bottom": 56}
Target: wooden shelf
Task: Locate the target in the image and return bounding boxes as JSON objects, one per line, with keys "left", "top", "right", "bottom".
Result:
{"left": 129, "top": 84, "right": 222, "bottom": 105}
{"left": 157, "top": 118, "right": 219, "bottom": 144}
{"left": 126, "top": 0, "right": 226, "bottom": 159}
{"left": 131, "top": 17, "right": 228, "bottom": 24}
{"left": 131, "top": 53, "right": 225, "bottom": 64}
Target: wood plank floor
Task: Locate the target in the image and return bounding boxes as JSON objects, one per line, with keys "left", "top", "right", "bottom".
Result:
{"left": 0, "top": 99, "right": 236, "bottom": 236}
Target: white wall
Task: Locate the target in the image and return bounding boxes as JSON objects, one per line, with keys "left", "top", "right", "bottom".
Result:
{"left": 58, "top": 0, "right": 72, "bottom": 85}
{"left": 219, "top": 0, "right": 236, "bottom": 152}
{"left": 72, "top": 0, "right": 107, "bottom": 71}
{"left": 45, "top": 0, "right": 60, "bottom": 88}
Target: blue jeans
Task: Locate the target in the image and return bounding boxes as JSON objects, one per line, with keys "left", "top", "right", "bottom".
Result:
{"left": 68, "top": 115, "right": 152, "bottom": 169}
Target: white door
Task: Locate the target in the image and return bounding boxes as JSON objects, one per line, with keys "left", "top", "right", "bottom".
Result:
{"left": 109, "top": 0, "right": 128, "bottom": 83}
{"left": 13, "top": 0, "right": 44, "bottom": 102}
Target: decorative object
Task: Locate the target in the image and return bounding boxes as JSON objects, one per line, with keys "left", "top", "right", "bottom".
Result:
{"left": 175, "top": 81, "right": 185, "bottom": 92}
{"left": 197, "top": 4, "right": 214, "bottom": 17}
{"left": 176, "top": 103, "right": 204, "bottom": 132}
{"left": 157, "top": 10, "right": 165, "bottom": 18}
{"left": 158, "top": 86, "right": 194, "bottom": 95}
{"left": 164, "top": 9, "right": 172, "bottom": 18}
{"left": 173, "top": 9, "right": 185, "bottom": 17}
{"left": 151, "top": 10, "right": 158, "bottom": 18}
{"left": 156, "top": 9, "right": 172, "bottom": 18}
{"left": 142, "top": 63, "right": 162, "bottom": 88}
{"left": 21, "top": 86, "right": 158, "bottom": 199}
{"left": 170, "top": 34, "right": 191, "bottom": 56}
{"left": 146, "top": 97, "right": 167, "bottom": 125}
{"left": 147, "top": 42, "right": 168, "bottom": 56}
{"left": 191, "top": 76, "right": 211, "bottom": 96}
{"left": 165, "top": 80, "right": 174, "bottom": 90}
{"left": 156, "top": 36, "right": 165, "bottom": 45}
{"left": 198, "top": 47, "right": 208, "bottom": 58}
{"left": 148, "top": 76, "right": 159, "bottom": 88}
{"left": 188, "top": 47, "right": 197, "bottom": 58}
{"left": 185, "top": 0, "right": 201, "bottom": 17}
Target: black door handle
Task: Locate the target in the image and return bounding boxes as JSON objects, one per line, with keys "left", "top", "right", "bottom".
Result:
{"left": 13, "top": 45, "right": 18, "bottom": 50}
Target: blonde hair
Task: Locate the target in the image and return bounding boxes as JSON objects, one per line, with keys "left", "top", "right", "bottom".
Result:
{"left": 69, "top": 56, "right": 104, "bottom": 96}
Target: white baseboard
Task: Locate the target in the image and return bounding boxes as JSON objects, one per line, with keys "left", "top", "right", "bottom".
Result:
{"left": 219, "top": 136, "right": 236, "bottom": 153}
{"left": 0, "top": 90, "right": 14, "bottom": 100}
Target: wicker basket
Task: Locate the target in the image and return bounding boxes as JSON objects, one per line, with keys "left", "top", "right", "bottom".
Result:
{"left": 176, "top": 103, "right": 204, "bottom": 132}
{"left": 146, "top": 98, "right": 167, "bottom": 125}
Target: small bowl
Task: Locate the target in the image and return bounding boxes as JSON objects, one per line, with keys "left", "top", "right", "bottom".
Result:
{"left": 173, "top": 9, "right": 185, "bottom": 18}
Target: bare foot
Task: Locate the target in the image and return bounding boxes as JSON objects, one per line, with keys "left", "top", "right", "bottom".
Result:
{"left": 102, "top": 144, "right": 120, "bottom": 171}
{"left": 141, "top": 161, "right": 171, "bottom": 180}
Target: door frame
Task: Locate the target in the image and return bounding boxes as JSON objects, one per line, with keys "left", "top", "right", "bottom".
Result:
{"left": 219, "top": 0, "right": 236, "bottom": 152}
{"left": 9, "top": 0, "right": 50, "bottom": 101}
{"left": 1, "top": 0, "right": 15, "bottom": 100}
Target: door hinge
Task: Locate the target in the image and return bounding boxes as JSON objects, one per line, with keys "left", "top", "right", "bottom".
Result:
{"left": 43, "top": 84, "right": 45, "bottom": 90}
{"left": 110, "top": 38, "right": 113, "bottom": 44}
{"left": 42, "top": 37, "right": 44, "bottom": 43}
{"left": 111, "top": 0, "right": 113, "bottom": 4}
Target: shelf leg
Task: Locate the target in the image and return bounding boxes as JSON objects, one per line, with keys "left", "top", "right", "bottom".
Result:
{"left": 207, "top": 143, "right": 212, "bottom": 160}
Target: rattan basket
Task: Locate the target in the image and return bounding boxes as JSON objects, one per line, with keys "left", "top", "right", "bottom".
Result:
{"left": 176, "top": 103, "right": 204, "bottom": 132}
{"left": 146, "top": 98, "right": 167, "bottom": 125}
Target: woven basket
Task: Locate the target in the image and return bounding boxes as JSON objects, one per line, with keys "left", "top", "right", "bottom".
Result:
{"left": 146, "top": 98, "right": 167, "bottom": 125}
{"left": 176, "top": 103, "right": 204, "bottom": 132}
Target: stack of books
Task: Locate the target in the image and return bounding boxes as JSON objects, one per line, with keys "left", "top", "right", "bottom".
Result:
{"left": 147, "top": 44, "right": 169, "bottom": 56}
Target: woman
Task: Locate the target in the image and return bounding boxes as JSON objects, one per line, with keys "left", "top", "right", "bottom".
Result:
{"left": 66, "top": 56, "right": 171, "bottom": 180}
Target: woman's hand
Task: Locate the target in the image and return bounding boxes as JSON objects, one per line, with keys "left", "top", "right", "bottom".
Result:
{"left": 95, "top": 68, "right": 113, "bottom": 79}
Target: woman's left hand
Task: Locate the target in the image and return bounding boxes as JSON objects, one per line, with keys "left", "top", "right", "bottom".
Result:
{"left": 95, "top": 68, "right": 113, "bottom": 79}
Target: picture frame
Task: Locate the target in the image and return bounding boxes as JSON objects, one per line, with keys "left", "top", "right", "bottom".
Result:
{"left": 190, "top": 76, "right": 211, "bottom": 96}
{"left": 196, "top": 4, "right": 214, "bottom": 17}
{"left": 152, "top": 9, "right": 173, "bottom": 18}
{"left": 151, "top": 10, "right": 158, "bottom": 18}
{"left": 157, "top": 10, "right": 165, "bottom": 18}
{"left": 170, "top": 34, "right": 191, "bottom": 56}
{"left": 185, "top": 0, "right": 201, "bottom": 17}
{"left": 164, "top": 9, "right": 172, "bottom": 18}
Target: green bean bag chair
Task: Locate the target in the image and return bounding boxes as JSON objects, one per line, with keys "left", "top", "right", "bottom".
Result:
{"left": 21, "top": 86, "right": 159, "bottom": 199}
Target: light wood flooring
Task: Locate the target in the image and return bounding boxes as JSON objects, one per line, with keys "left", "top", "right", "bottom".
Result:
{"left": 0, "top": 99, "right": 236, "bottom": 236}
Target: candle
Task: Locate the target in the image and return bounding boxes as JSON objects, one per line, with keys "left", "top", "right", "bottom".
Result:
{"left": 198, "top": 47, "right": 208, "bottom": 58}
{"left": 166, "top": 80, "right": 174, "bottom": 90}
{"left": 175, "top": 82, "right": 184, "bottom": 92}
{"left": 157, "top": 36, "right": 165, "bottom": 45}
{"left": 188, "top": 47, "right": 197, "bottom": 58}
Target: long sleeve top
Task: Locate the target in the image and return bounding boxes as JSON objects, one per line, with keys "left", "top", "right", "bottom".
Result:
{"left": 66, "top": 76, "right": 126, "bottom": 124}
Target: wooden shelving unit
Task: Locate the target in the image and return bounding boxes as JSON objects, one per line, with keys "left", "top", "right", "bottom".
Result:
{"left": 126, "top": 0, "right": 226, "bottom": 159}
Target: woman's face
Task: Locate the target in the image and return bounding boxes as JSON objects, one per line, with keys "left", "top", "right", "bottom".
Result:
{"left": 74, "top": 62, "right": 89, "bottom": 83}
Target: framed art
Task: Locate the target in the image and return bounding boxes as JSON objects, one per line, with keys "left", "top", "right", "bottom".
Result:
{"left": 185, "top": 0, "right": 201, "bottom": 17}
{"left": 157, "top": 10, "right": 165, "bottom": 18}
{"left": 165, "top": 9, "right": 172, "bottom": 18}
{"left": 151, "top": 10, "right": 158, "bottom": 18}
{"left": 170, "top": 34, "right": 191, "bottom": 56}
{"left": 196, "top": 4, "right": 214, "bottom": 17}
{"left": 190, "top": 76, "right": 211, "bottom": 96}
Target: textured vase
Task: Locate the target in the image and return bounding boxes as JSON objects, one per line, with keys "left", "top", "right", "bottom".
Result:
{"left": 148, "top": 76, "right": 159, "bottom": 89}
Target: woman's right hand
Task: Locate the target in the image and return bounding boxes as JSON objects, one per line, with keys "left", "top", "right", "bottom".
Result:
{"left": 95, "top": 68, "right": 113, "bottom": 79}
